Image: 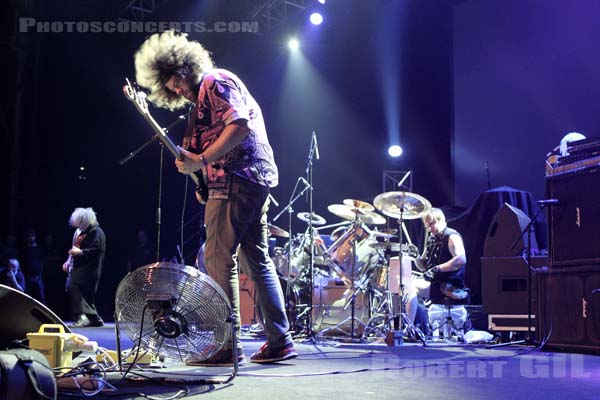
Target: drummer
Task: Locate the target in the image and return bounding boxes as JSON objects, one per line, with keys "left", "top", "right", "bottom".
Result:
{"left": 416, "top": 208, "right": 468, "bottom": 303}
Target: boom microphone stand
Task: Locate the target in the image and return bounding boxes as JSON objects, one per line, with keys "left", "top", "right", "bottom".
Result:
{"left": 305, "top": 131, "right": 319, "bottom": 335}
{"left": 120, "top": 113, "right": 189, "bottom": 262}
{"left": 273, "top": 177, "right": 312, "bottom": 329}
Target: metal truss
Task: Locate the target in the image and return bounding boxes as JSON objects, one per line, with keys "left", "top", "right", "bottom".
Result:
{"left": 118, "top": 0, "right": 171, "bottom": 22}
{"left": 249, "top": 0, "right": 306, "bottom": 32}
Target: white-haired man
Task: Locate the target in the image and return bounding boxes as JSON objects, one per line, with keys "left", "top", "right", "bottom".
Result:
{"left": 62, "top": 207, "right": 105, "bottom": 328}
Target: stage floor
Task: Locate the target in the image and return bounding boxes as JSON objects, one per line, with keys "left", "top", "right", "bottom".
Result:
{"left": 59, "top": 323, "right": 600, "bottom": 400}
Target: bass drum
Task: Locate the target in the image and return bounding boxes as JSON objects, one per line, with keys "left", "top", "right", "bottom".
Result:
{"left": 239, "top": 274, "right": 299, "bottom": 327}
{"left": 311, "top": 275, "right": 369, "bottom": 335}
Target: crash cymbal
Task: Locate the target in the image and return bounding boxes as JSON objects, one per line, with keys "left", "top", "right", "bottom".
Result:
{"left": 297, "top": 212, "right": 327, "bottom": 226}
{"left": 343, "top": 199, "right": 375, "bottom": 212}
{"left": 327, "top": 204, "right": 364, "bottom": 221}
{"left": 267, "top": 223, "right": 289, "bottom": 238}
{"left": 358, "top": 210, "right": 386, "bottom": 225}
{"left": 327, "top": 204, "right": 386, "bottom": 225}
{"left": 373, "top": 191, "right": 431, "bottom": 220}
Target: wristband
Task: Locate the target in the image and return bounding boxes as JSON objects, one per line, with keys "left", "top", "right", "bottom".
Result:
{"left": 198, "top": 154, "right": 209, "bottom": 167}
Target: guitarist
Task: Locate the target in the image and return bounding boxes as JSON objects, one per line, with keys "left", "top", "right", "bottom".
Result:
{"left": 134, "top": 30, "right": 296, "bottom": 365}
{"left": 62, "top": 208, "right": 105, "bottom": 328}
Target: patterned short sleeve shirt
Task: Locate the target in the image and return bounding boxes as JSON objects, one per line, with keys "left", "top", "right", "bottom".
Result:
{"left": 191, "top": 69, "right": 278, "bottom": 199}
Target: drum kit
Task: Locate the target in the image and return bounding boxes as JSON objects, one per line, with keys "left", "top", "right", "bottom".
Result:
{"left": 267, "top": 190, "right": 433, "bottom": 341}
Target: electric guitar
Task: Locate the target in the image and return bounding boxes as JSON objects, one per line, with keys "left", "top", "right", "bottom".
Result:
{"left": 122, "top": 78, "right": 208, "bottom": 203}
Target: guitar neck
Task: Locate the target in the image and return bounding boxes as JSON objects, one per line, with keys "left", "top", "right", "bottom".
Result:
{"left": 144, "top": 113, "right": 200, "bottom": 186}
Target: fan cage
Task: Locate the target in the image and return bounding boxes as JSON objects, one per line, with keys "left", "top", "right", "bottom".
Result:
{"left": 115, "top": 263, "right": 231, "bottom": 363}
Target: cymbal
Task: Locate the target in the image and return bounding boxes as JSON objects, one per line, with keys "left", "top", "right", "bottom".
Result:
{"left": 268, "top": 223, "right": 289, "bottom": 238}
{"left": 369, "top": 230, "right": 397, "bottom": 239}
{"left": 343, "top": 199, "right": 375, "bottom": 212}
{"left": 297, "top": 212, "right": 327, "bottom": 226}
{"left": 373, "top": 191, "right": 431, "bottom": 220}
{"left": 327, "top": 204, "right": 387, "bottom": 225}
{"left": 369, "top": 242, "right": 402, "bottom": 252}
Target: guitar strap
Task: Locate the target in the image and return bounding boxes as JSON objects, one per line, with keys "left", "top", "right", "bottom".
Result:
{"left": 183, "top": 103, "right": 198, "bottom": 149}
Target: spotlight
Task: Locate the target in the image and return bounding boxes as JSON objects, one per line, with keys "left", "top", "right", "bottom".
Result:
{"left": 288, "top": 38, "right": 299, "bottom": 50}
{"left": 309, "top": 12, "right": 323, "bottom": 25}
{"left": 317, "top": 0, "right": 326, "bottom": 4}
{"left": 388, "top": 145, "right": 403, "bottom": 157}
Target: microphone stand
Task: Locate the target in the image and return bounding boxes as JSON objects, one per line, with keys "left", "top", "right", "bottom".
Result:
{"left": 119, "top": 114, "right": 188, "bottom": 262}
{"left": 305, "top": 132, "right": 318, "bottom": 336}
{"left": 488, "top": 203, "right": 547, "bottom": 348}
{"left": 273, "top": 178, "right": 311, "bottom": 331}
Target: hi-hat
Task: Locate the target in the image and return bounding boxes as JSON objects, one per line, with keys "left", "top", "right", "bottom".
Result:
{"left": 373, "top": 191, "right": 431, "bottom": 220}
{"left": 267, "top": 223, "right": 289, "bottom": 238}
{"left": 343, "top": 199, "right": 375, "bottom": 212}
{"left": 327, "top": 204, "right": 386, "bottom": 225}
{"left": 297, "top": 212, "right": 326, "bottom": 226}
{"left": 369, "top": 230, "right": 397, "bottom": 239}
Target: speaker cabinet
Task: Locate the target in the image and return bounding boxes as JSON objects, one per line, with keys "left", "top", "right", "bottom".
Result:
{"left": 546, "top": 166, "right": 600, "bottom": 265}
{"left": 484, "top": 203, "right": 537, "bottom": 257}
{"left": 536, "top": 264, "right": 600, "bottom": 352}
{"left": 481, "top": 256, "right": 547, "bottom": 314}
{"left": 0, "top": 285, "right": 70, "bottom": 349}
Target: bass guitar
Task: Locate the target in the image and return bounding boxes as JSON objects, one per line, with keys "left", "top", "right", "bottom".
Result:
{"left": 122, "top": 78, "right": 208, "bottom": 203}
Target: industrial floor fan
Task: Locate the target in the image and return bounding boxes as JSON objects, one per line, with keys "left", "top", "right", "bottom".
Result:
{"left": 114, "top": 262, "right": 237, "bottom": 380}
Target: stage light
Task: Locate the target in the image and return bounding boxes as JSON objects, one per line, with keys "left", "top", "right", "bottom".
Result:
{"left": 388, "top": 145, "right": 403, "bottom": 157}
{"left": 317, "top": 0, "right": 326, "bottom": 4}
{"left": 309, "top": 12, "right": 323, "bottom": 25}
{"left": 288, "top": 38, "right": 299, "bottom": 50}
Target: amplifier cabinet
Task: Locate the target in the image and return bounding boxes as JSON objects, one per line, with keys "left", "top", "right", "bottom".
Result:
{"left": 536, "top": 264, "right": 600, "bottom": 352}
{"left": 546, "top": 166, "right": 600, "bottom": 265}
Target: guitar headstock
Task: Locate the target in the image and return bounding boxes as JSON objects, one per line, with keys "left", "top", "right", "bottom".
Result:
{"left": 123, "top": 78, "right": 149, "bottom": 115}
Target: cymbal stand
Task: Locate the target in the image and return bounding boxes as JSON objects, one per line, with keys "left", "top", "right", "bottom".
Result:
{"left": 394, "top": 207, "right": 427, "bottom": 345}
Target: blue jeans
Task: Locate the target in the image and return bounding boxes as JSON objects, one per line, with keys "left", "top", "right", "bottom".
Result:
{"left": 204, "top": 175, "right": 292, "bottom": 349}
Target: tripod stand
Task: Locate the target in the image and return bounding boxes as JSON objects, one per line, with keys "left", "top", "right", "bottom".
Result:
{"left": 488, "top": 202, "right": 548, "bottom": 348}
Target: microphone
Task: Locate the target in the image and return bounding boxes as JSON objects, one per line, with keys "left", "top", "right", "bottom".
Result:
{"left": 397, "top": 170, "right": 412, "bottom": 188}
{"left": 312, "top": 131, "right": 320, "bottom": 160}
{"left": 299, "top": 176, "right": 312, "bottom": 189}
{"left": 536, "top": 199, "right": 560, "bottom": 205}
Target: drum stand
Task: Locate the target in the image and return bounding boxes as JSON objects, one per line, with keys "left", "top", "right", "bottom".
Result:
{"left": 316, "top": 218, "right": 366, "bottom": 340}
{"left": 361, "top": 250, "right": 395, "bottom": 339}
{"left": 396, "top": 209, "right": 427, "bottom": 345}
